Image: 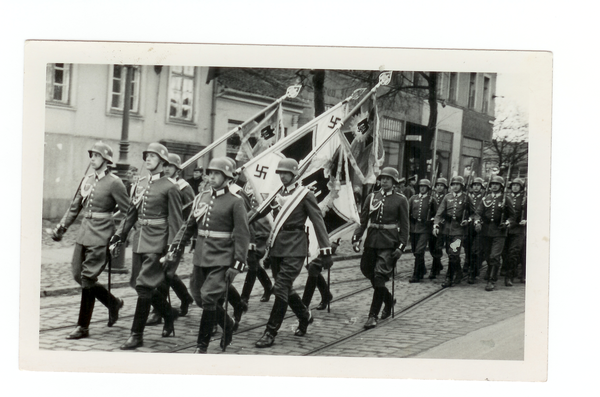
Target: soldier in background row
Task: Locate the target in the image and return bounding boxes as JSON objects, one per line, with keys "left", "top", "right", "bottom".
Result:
{"left": 110, "top": 142, "right": 183, "bottom": 350}
{"left": 428, "top": 178, "right": 447, "bottom": 279}
{"left": 408, "top": 179, "right": 435, "bottom": 283}
{"left": 433, "top": 176, "right": 475, "bottom": 288}
{"left": 52, "top": 142, "right": 129, "bottom": 340}
{"left": 464, "top": 177, "right": 486, "bottom": 284}
{"left": 504, "top": 178, "right": 527, "bottom": 286}
{"left": 353, "top": 167, "right": 409, "bottom": 329}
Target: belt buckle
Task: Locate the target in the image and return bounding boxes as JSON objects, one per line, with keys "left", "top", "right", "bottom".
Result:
{"left": 140, "top": 219, "right": 149, "bottom": 226}
{"left": 85, "top": 212, "right": 93, "bottom": 219}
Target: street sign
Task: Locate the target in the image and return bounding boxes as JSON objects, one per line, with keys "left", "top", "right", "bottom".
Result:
{"left": 405, "top": 135, "right": 422, "bottom": 142}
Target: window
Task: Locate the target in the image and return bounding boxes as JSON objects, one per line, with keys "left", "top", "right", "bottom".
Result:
{"left": 468, "top": 73, "right": 477, "bottom": 109}
{"left": 482, "top": 76, "right": 491, "bottom": 113}
{"left": 46, "top": 63, "right": 71, "bottom": 104}
{"left": 381, "top": 116, "right": 403, "bottom": 141}
{"left": 168, "top": 66, "right": 196, "bottom": 121}
{"left": 462, "top": 137, "right": 483, "bottom": 175}
{"left": 437, "top": 73, "right": 445, "bottom": 98}
{"left": 110, "top": 65, "right": 140, "bottom": 113}
{"left": 226, "top": 120, "right": 243, "bottom": 159}
{"left": 448, "top": 72, "right": 458, "bottom": 102}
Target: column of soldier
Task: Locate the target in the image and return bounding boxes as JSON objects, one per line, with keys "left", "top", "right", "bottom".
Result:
{"left": 50, "top": 141, "right": 526, "bottom": 353}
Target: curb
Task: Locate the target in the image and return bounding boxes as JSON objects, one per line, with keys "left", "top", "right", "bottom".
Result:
{"left": 39, "top": 253, "right": 366, "bottom": 298}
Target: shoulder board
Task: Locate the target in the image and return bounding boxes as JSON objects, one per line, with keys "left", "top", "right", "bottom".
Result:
{"left": 395, "top": 191, "right": 405, "bottom": 197}
{"left": 108, "top": 173, "right": 120, "bottom": 180}
{"left": 230, "top": 190, "right": 241, "bottom": 198}
{"left": 229, "top": 183, "right": 242, "bottom": 194}
{"left": 177, "top": 179, "right": 190, "bottom": 191}
{"left": 167, "top": 177, "right": 178, "bottom": 185}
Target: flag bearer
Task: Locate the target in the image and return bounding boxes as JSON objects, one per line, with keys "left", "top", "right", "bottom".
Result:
{"left": 255, "top": 157, "right": 333, "bottom": 347}
{"left": 52, "top": 141, "right": 130, "bottom": 340}
{"left": 352, "top": 167, "right": 409, "bottom": 329}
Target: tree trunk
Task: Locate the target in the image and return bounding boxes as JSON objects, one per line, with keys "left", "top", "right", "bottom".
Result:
{"left": 426, "top": 73, "right": 439, "bottom": 179}
{"left": 312, "top": 70, "right": 326, "bottom": 117}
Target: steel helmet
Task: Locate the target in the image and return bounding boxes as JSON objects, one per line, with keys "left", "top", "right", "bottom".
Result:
{"left": 143, "top": 142, "right": 169, "bottom": 163}
{"left": 435, "top": 178, "right": 448, "bottom": 188}
{"left": 224, "top": 157, "right": 238, "bottom": 177}
{"left": 450, "top": 176, "right": 465, "bottom": 186}
{"left": 378, "top": 167, "right": 400, "bottom": 183}
{"left": 418, "top": 179, "right": 431, "bottom": 188}
{"left": 167, "top": 153, "right": 182, "bottom": 170}
{"left": 490, "top": 175, "right": 505, "bottom": 187}
{"left": 471, "top": 177, "right": 484, "bottom": 186}
{"left": 88, "top": 141, "right": 114, "bottom": 164}
{"left": 208, "top": 157, "right": 235, "bottom": 178}
{"left": 509, "top": 178, "right": 525, "bottom": 189}
{"left": 276, "top": 158, "right": 299, "bottom": 176}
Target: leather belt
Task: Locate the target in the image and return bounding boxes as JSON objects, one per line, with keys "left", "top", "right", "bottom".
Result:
{"left": 84, "top": 212, "right": 113, "bottom": 219}
{"left": 368, "top": 222, "right": 398, "bottom": 230}
{"left": 137, "top": 218, "right": 167, "bottom": 226}
{"left": 281, "top": 225, "right": 305, "bottom": 231}
{"left": 198, "top": 230, "right": 233, "bottom": 239}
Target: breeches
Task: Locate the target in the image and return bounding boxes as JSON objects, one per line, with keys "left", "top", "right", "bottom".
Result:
{"left": 411, "top": 233, "right": 429, "bottom": 256}
{"left": 71, "top": 244, "right": 108, "bottom": 289}
{"left": 360, "top": 248, "right": 395, "bottom": 288}
{"left": 483, "top": 236, "right": 506, "bottom": 268}
{"left": 190, "top": 265, "right": 228, "bottom": 311}
{"left": 130, "top": 253, "right": 166, "bottom": 290}
{"left": 445, "top": 235, "right": 463, "bottom": 263}
{"left": 270, "top": 256, "right": 305, "bottom": 303}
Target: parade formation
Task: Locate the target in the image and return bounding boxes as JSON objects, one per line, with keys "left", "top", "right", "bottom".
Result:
{"left": 47, "top": 72, "right": 527, "bottom": 355}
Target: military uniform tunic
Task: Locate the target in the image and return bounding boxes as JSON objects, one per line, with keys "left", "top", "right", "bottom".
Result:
{"left": 506, "top": 192, "right": 527, "bottom": 278}
{"left": 116, "top": 172, "right": 183, "bottom": 289}
{"left": 408, "top": 193, "right": 435, "bottom": 255}
{"left": 61, "top": 169, "right": 129, "bottom": 288}
{"left": 429, "top": 191, "right": 447, "bottom": 261}
{"left": 172, "top": 185, "right": 249, "bottom": 309}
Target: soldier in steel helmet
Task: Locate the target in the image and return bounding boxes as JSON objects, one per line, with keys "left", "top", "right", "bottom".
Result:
{"left": 408, "top": 179, "right": 435, "bottom": 283}
{"left": 254, "top": 157, "right": 333, "bottom": 347}
{"left": 504, "top": 178, "right": 527, "bottom": 286}
{"left": 144, "top": 153, "right": 196, "bottom": 326}
{"left": 167, "top": 157, "right": 249, "bottom": 353}
{"left": 428, "top": 177, "right": 448, "bottom": 279}
{"left": 474, "top": 175, "right": 516, "bottom": 291}
{"left": 109, "top": 142, "right": 183, "bottom": 349}
{"left": 433, "top": 175, "right": 476, "bottom": 288}
{"left": 352, "top": 166, "right": 409, "bottom": 329}
{"left": 463, "top": 177, "right": 486, "bottom": 283}
{"left": 51, "top": 141, "right": 130, "bottom": 340}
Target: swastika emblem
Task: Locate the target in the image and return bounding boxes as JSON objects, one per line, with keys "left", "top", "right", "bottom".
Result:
{"left": 328, "top": 116, "right": 342, "bottom": 129}
{"left": 254, "top": 164, "right": 269, "bottom": 179}
{"left": 357, "top": 118, "right": 369, "bottom": 133}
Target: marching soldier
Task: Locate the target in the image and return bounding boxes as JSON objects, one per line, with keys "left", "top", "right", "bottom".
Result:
{"left": 474, "top": 175, "right": 515, "bottom": 291}
{"left": 401, "top": 175, "right": 416, "bottom": 199}
{"left": 145, "top": 153, "right": 196, "bottom": 325}
{"left": 301, "top": 239, "right": 339, "bottom": 310}
{"left": 168, "top": 157, "right": 249, "bottom": 353}
{"left": 255, "top": 158, "right": 333, "bottom": 347}
{"left": 505, "top": 178, "right": 527, "bottom": 286}
{"left": 408, "top": 179, "right": 435, "bottom": 283}
{"left": 51, "top": 142, "right": 129, "bottom": 340}
{"left": 464, "top": 177, "right": 486, "bottom": 283}
{"left": 428, "top": 178, "right": 447, "bottom": 279}
{"left": 352, "top": 167, "right": 409, "bottom": 329}
{"left": 109, "top": 142, "right": 183, "bottom": 350}
{"left": 433, "top": 176, "right": 475, "bottom": 288}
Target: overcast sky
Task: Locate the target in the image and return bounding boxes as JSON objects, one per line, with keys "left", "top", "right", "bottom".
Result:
{"left": 495, "top": 73, "right": 530, "bottom": 116}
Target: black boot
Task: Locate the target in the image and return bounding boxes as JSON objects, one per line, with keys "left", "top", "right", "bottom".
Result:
{"left": 454, "top": 260, "right": 463, "bottom": 285}
{"left": 216, "top": 305, "right": 235, "bottom": 349}
{"left": 442, "top": 261, "right": 455, "bottom": 288}
{"left": 90, "top": 283, "right": 123, "bottom": 327}
{"left": 67, "top": 288, "right": 95, "bottom": 339}
{"left": 241, "top": 268, "right": 257, "bottom": 304}
{"left": 409, "top": 258, "right": 420, "bottom": 283}
{"left": 255, "top": 297, "right": 287, "bottom": 348}
{"left": 289, "top": 292, "right": 312, "bottom": 336}
{"left": 418, "top": 254, "right": 427, "bottom": 279}
{"left": 380, "top": 289, "right": 396, "bottom": 320}
{"left": 151, "top": 290, "right": 175, "bottom": 338}
{"left": 315, "top": 274, "right": 332, "bottom": 310}
{"left": 429, "top": 257, "right": 441, "bottom": 279}
{"left": 485, "top": 266, "right": 497, "bottom": 291}
{"left": 195, "top": 309, "right": 216, "bottom": 354}
{"left": 170, "top": 276, "right": 194, "bottom": 316}
{"left": 120, "top": 296, "right": 151, "bottom": 350}
{"left": 301, "top": 276, "right": 318, "bottom": 307}
{"left": 364, "top": 287, "right": 385, "bottom": 329}
{"left": 227, "top": 284, "right": 247, "bottom": 332}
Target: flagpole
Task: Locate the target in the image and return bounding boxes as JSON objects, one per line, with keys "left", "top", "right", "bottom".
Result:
{"left": 180, "top": 85, "right": 301, "bottom": 170}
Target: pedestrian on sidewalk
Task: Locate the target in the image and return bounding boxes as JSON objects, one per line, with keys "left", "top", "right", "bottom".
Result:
{"left": 352, "top": 167, "right": 409, "bottom": 329}
{"left": 51, "top": 141, "right": 130, "bottom": 340}
{"left": 109, "top": 143, "right": 183, "bottom": 350}
{"left": 255, "top": 158, "right": 333, "bottom": 347}
{"left": 167, "top": 157, "right": 249, "bottom": 354}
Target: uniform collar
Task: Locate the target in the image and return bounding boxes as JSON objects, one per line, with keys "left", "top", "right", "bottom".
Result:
{"left": 511, "top": 192, "right": 521, "bottom": 198}
{"left": 94, "top": 169, "right": 108, "bottom": 181}
{"left": 452, "top": 191, "right": 463, "bottom": 198}
{"left": 380, "top": 188, "right": 393, "bottom": 197}
{"left": 212, "top": 185, "right": 229, "bottom": 198}
{"left": 150, "top": 172, "right": 162, "bottom": 182}
{"left": 283, "top": 182, "right": 300, "bottom": 195}
{"left": 492, "top": 192, "right": 501, "bottom": 198}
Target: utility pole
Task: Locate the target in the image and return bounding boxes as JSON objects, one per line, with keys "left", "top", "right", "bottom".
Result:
{"left": 115, "top": 65, "right": 134, "bottom": 179}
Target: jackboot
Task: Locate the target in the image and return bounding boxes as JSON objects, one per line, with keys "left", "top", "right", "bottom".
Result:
{"left": 240, "top": 268, "right": 257, "bottom": 304}
{"left": 228, "top": 284, "right": 247, "bottom": 332}
{"left": 257, "top": 266, "right": 273, "bottom": 302}
{"left": 409, "top": 258, "right": 420, "bottom": 283}
{"left": 150, "top": 290, "right": 174, "bottom": 338}
{"left": 454, "top": 261, "right": 463, "bottom": 285}
{"left": 67, "top": 288, "right": 95, "bottom": 339}
{"left": 255, "top": 297, "right": 287, "bottom": 348}
{"left": 120, "top": 296, "right": 151, "bottom": 350}
{"left": 418, "top": 254, "right": 427, "bottom": 279}
{"left": 301, "top": 276, "right": 318, "bottom": 307}
{"left": 442, "top": 261, "right": 455, "bottom": 288}
{"left": 365, "top": 287, "right": 385, "bottom": 327}
{"left": 485, "top": 266, "right": 497, "bottom": 291}
{"left": 90, "top": 283, "right": 123, "bottom": 327}
{"left": 315, "top": 274, "right": 332, "bottom": 311}
{"left": 170, "top": 276, "right": 194, "bottom": 316}
{"left": 380, "top": 290, "right": 396, "bottom": 320}
{"left": 195, "top": 308, "right": 216, "bottom": 354}
{"left": 289, "top": 292, "right": 312, "bottom": 336}
{"left": 216, "top": 305, "right": 235, "bottom": 349}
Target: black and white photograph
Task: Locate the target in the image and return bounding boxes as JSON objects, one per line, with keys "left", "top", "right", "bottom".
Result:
{"left": 19, "top": 41, "right": 551, "bottom": 383}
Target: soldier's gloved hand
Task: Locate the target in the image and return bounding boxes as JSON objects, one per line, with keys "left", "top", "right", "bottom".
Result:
{"left": 109, "top": 235, "right": 122, "bottom": 257}
{"left": 519, "top": 220, "right": 527, "bottom": 226}
{"left": 474, "top": 222, "right": 482, "bottom": 233}
{"left": 460, "top": 220, "right": 469, "bottom": 227}
{"left": 392, "top": 248, "right": 403, "bottom": 260}
{"left": 320, "top": 254, "right": 333, "bottom": 270}
{"left": 51, "top": 224, "right": 67, "bottom": 242}
{"left": 163, "top": 244, "right": 179, "bottom": 265}
{"left": 225, "top": 267, "right": 241, "bottom": 283}
{"left": 262, "top": 256, "right": 271, "bottom": 269}
{"left": 433, "top": 225, "right": 439, "bottom": 237}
